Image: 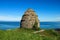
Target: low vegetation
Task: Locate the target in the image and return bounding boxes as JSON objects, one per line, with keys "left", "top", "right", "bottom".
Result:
{"left": 0, "top": 28, "right": 60, "bottom": 40}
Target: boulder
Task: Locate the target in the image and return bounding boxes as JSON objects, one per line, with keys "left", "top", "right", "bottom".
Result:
{"left": 20, "top": 8, "right": 40, "bottom": 29}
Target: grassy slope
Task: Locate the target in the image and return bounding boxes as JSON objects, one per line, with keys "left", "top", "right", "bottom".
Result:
{"left": 0, "top": 28, "right": 60, "bottom": 40}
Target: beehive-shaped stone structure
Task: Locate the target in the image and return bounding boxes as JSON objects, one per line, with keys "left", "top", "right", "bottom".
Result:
{"left": 20, "top": 8, "right": 40, "bottom": 29}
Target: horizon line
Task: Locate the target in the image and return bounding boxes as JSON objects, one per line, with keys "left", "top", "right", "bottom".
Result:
{"left": 0, "top": 20, "right": 60, "bottom": 22}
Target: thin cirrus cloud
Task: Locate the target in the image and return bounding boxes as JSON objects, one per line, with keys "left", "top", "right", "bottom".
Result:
{"left": 0, "top": 16, "right": 21, "bottom": 21}
{"left": 56, "top": 17, "right": 60, "bottom": 21}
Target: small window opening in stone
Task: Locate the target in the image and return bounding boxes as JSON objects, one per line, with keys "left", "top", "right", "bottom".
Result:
{"left": 23, "top": 14, "right": 29, "bottom": 16}
{"left": 21, "top": 20, "right": 25, "bottom": 22}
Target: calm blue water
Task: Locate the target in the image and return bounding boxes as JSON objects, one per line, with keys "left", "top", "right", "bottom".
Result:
{"left": 40, "top": 22, "right": 60, "bottom": 29}
{"left": 0, "top": 21, "right": 60, "bottom": 30}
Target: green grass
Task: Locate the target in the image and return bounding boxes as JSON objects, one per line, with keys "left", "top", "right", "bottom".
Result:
{"left": 0, "top": 28, "right": 60, "bottom": 40}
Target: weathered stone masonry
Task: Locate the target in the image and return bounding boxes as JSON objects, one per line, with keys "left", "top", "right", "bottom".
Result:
{"left": 20, "top": 9, "right": 40, "bottom": 29}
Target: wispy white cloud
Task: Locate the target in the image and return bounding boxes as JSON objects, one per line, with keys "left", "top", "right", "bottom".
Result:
{"left": 56, "top": 17, "right": 60, "bottom": 21}
{"left": 0, "top": 15, "right": 59, "bottom": 22}
{"left": 0, "top": 16, "right": 21, "bottom": 21}
{"left": 40, "top": 17, "right": 60, "bottom": 22}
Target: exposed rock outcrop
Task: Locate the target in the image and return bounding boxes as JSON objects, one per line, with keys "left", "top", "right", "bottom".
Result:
{"left": 20, "top": 8, "right": 40, "bottom": 29}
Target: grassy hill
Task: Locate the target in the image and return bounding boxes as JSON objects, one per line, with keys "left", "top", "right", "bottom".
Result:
{"left": 0, "top": 28, "right": 60, "bottom": 40}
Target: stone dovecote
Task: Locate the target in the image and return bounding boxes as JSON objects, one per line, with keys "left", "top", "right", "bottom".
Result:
{"left": 20, "top": 8, "right": 40, "bottom": 29}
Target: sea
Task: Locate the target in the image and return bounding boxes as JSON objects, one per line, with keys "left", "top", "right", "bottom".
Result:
{"left": 0, "top": 21, "right": 60, "bottom": 30}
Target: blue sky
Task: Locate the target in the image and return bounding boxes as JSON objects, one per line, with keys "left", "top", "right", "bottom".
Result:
{"left": 0, "top": 0, "right": 60, "bottom": 21}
